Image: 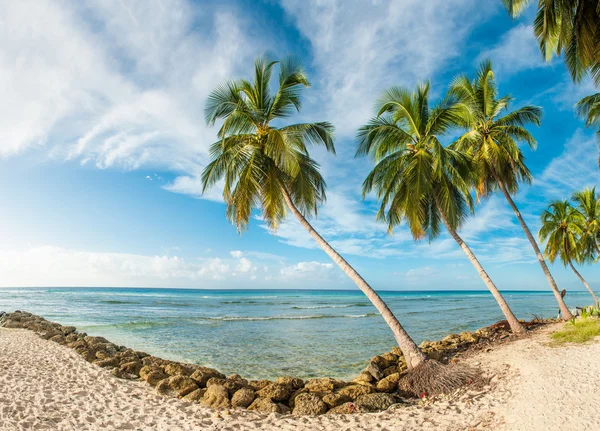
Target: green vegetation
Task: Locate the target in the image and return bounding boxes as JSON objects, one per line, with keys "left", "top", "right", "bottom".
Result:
{"left": 551, "top": 318, "right": 600, "bottom": 345}
{"left": 356, "top": 81, "right": 525, "bottom": 334}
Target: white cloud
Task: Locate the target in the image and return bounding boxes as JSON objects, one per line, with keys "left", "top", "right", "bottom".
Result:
{"left": 281, "top": 0, "right": 485, "bottom": 137}
{"left": 478, "top": 24, "right": 547, "bottom": 76}
{"left": 535, "top": 129, "right": 600, "bottom": 199}
{"left": 0, "top": 246, "right": 315, "bottom": 287}
{"left": 0, "top": 0, "right": 265, "bottom": 182}
{"left": 279, "top": 261, "right": 338, "bottom": 281}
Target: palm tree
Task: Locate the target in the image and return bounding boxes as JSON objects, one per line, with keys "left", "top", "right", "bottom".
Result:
{"left": 201, "top": 56, "right": 427, "bottom": 369}
{"left": 572, "top": 187, "right": 600, "bottom": 259}
{"left": 450, "top": 60, "right": 574, "bottom": 320}
{"left": 576, "top": 92, "right": 600, "bottom": 165}
{"left": 539, "top": 201, "right": 599, "bottom": 304}
{"left": 502, "top": 0, "right": 600, "bottom": 86}
{"left": 357, "top": 82, "right": 525, "bottom": 334}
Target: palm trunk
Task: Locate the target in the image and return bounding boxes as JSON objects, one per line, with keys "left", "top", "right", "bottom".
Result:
{"left": 435, "top": 199, "right": 525, "bottom": 334}
{"left": 281, "top": 187, "right": 427, "bottom": 369}
{"left": 495, "top": 177, "right": 573, "bottom": 320}
{"left": 567, "top": 260, "right": 599, "bottom": 304}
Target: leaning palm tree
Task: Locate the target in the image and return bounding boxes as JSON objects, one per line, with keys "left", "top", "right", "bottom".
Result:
{"left": 450, "top": 60, "right": 574, "bottom": 320}
{"left": 201, "top": 56, "right": 427, "bottom": 369}
{"left": 539, "top": 201, "right": 599, "bottom": 304}
{"left": 502, "top": 0, "right": 600, "bottom": 85}
{"left": 357, "top": 82, "right": 526, "bottom": 334}
{"left": 572, "top": 187, "right": 600, "bottom": 258}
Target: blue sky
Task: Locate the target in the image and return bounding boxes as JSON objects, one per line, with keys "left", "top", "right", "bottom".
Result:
{"left": 1, "top": 0, "right": 599, "bottom": 290}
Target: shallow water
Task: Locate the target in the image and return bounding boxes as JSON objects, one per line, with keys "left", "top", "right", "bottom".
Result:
{"left": 0, "top": 288, "right": 592, "bottom": 379}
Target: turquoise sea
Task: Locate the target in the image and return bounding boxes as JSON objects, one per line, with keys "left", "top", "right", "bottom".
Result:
{"left": 0, "top": 288, "right": 594, "bottom": 379}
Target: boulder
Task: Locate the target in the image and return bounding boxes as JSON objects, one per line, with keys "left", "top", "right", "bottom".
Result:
{"left": 322, "top": 393, "right": 351, "bottom": 408}
{"left": 381, "top": 352, "right": 399, "bottom": 363}
{"left": 119, "top": 361, "right": 142, "bottom": 376}
{"left": 223, "top": 375, "right": 248, "bottom": 395}
{"left": 231, "top": 387, "right": 256, "bottom": 408}
{"left": 376, "top": 373, "right": 401, "bottom": 393}
{"left": 156, "top": 376, "right": 199, "bottom": 398}
{"left": 61, "top": 326, "right": 76, "bottom": 334}
{"left": 164, "top": 362, "right": 195, "bottom": 377}
{"left": 144, "top": 371, "right": 168, "bottom": 386}
{"left": 353, "top": 372, "right": 373, "bottom": 383}
{"left": 190, "top": 367, "right": 225, "bottom": 387}
{"left": 304, "top": 378, "right": 346, "bottom": 393}
{"left": 460, "top": 331, "right": 479, "bottom": 344}
{"left": 248, "top": 379, "right": 272, "bottom": 391}
{"left": 426, "top": 349, "right": 445, "bottom": 362}
{"left": 366, "top": 361, "right": 383, "bottom": 380}
{"left": 247, "top": 397, "right": 282, "bottom": 413}
{"left": 326, "top": 402, "right": 359, "bottom": 415}
{"left": 182, "top": 388, "right": 206, "bottom": 402}
{"left": 355, "top": 393, "right": 397, "bottom": 412}
{"left": 79, "top": 349, "right": 97, "bottom": 363}
{"left": 274, "top": 376, "right": 305, "bottom": 390}
{"left": 200, "top": 384, "right": 231, "bottom": 409}
{"left": 382, "top": 366, "right": 398, "bottom": 377}
{"left": 111, "top": 368, "right": 138, "bottom": 380}
{"left": 49, "top": 334, "right": 66, "bottom": 344}
{"left": 257, "top": 383, "right": 292, "bottom": 402}
{"left": 288, "top": 388, "right": 309, "bottom": 408}
{"left": 336, "top": 385, "right": 374, "bottom": 400}
{"left": 292, "top": 393, "right": 328, "bottom": 416}
{"left": 391, "top": 346, "right": 403, "bottom": 357}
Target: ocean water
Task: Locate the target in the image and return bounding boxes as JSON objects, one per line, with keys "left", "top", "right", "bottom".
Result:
{"left": 0, "top": 288, "right": 594, "bottom": 380}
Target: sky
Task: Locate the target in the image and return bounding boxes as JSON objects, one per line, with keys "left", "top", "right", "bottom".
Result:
{"left": 0, "top": 0, "right": 599, "bottom": 290}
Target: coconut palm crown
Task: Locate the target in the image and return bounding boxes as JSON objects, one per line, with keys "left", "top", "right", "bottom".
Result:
{"left": 356, "top": 82, "right": 474, "bottom": 239}
{"left": 202, "top": 55, "right": 335, "bottom": 231}
{"left": 539, "top": 200, "right": 599, "bottom": 303}
{"left": 450, "top": 60, "right": 541, "bottom": 200}
{"left": 576, "top": 92, "right": 600, "bottom": 162}
{"left": 357, "top": 82, "right": 526, "bottom": 334}
{"left": 502, "top": 0, "right": 600, "bottom": 85}
{"left": 572, "top": 187, "right": 600, "bottom": 260}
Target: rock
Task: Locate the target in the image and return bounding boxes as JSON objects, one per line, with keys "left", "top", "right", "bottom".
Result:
{"left": 460, "top": 331, "right": 479, "bottom": 343}
{"left": 366, "top": 361, "right": 383, "bottom": 380}
{"left": 111, "top": 368, "right": 138, "bottom": 380}
{"left": 336, "top": 385, "right": 375, "bottom": 400}
{"left": 190, "top": 367, "right": 225, "bottom": 387}
{"left": 288, "top": 388, "right": 309, "bottom": 408}
{"left": 292, "top": 393, "right": 328, "bottom": 416}
{"left": 326, "top": 402, "right": 359, "bottom": 415}
{"left": 84, "top": 335, "right": 110, "bottom": 346}
{"left": 200, "top": 384, "right": 231, "bottom": 409}
{"left": 381, "top": 352, "right": 399, "bottom": 363}
{"left": 49, "top": 334, "right": 65, "bottom": 344}
{"left": 391, "top": 346, "right": 403, "bottom": 356}
{"left": 164, "top": 362, "right": 195, "bottom": 377}
{"left": 304, "top": 378, "right": 346, "bottom": 393}
{"left": 223, "top": 375, "right": 248, "bottom": 395}
{"left": 182, "top": 388, "right": 206, "bottom": 402}
{"left": 248, "top": 379, "right": 272, "bottom": 391}
{"left": 156, "top": 376, "right": 199, "bottom": 398}
{"left": 61, "top": 326, "right": 76, "bottom": 334}
{"left": 277, "top": 403, "right": 291, "bottom": 415}
{"left": 65, "top": 333, "right": 79, "bottom": 343}
{"left": 247, "top": 397, "right": 282, "bottom": 413}
{"left": 355, "top": 393, "right": 397, "bottom": 412}
{"left": 426, "top": 349, "right": 445, "bottom": 362}
{"left": 79, "top": 349, "right": 97, "bottom": 363}
{"left": 119, "top": 361, "right": 142, "bottom": 376}
{"left": 231, "top": 387, "right": 256, "bottom": 408}
{"left": 382, "top": 366, "right": 398, "bottom": 377}
{"left": 353, "top": 371, "right": 373, "bottom": 383}
{"left": 274, "top": 376, "right": 305, "bottom": 390}
{"left": 144, "top": 371, "right": 168, "bottom": 386}
{"left": 376, "top": 373, "right": 401, "bottom": 393}
{"left": 257, "top": 383, "right": 292, "bottom": 402}
{"left": 322, "top": 393, "right": 352, "bottom": 408}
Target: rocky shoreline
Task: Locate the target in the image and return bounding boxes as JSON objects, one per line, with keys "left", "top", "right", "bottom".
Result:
{"left": 0, "top": 311, "right": 554, "bottom": 416}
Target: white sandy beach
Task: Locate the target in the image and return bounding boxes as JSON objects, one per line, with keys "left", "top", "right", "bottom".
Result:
{"left": 0, "top": 325, "right": 598, "bottom": 431}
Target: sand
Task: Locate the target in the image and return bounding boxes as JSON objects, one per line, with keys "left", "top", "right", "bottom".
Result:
{"left": 0, "top": 324, "right": 598, "bottom": 430}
